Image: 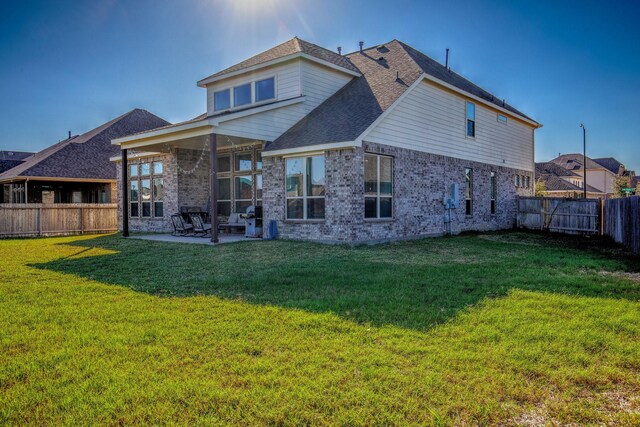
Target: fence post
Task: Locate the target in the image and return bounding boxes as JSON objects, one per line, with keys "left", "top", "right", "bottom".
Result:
{"left": 38, "top": 206, "right": 42, "bottom": 237}
{"left": 80, "top": 206, "right": 84, "bottom": 234}
{"left": 540, "top": 198, "right": 545, "bottom": 231}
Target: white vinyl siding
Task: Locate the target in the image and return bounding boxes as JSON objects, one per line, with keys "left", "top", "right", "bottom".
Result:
{"left": 365, "top": 80, "right": 535, "bottom": 172}
{"left": 212, "top": 59, "right": 353, "bottom": 142}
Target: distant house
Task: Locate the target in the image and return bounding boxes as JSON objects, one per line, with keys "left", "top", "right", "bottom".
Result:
{"left": 0, "top": 109, "right": 169, "bottom": 204}
{"left": 535, "top": 162, "right": 604, "bottom": 199}
{"left": 0, "top": 151, "right": 33, "bottom": 174}
{"left": 112, "top": 37, "right": 541, "bottom": 243}
{"left": 550, "top": 154, "right": 634, "bottom": 197}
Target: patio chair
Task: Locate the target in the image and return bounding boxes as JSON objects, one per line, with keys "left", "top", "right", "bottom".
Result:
{"left": 218, "top": 213, "right": 246, "bottom": 234}
{"left": 190, "top": 214, "right": 212, "bottom": 237}
{"left": 171, "top": 214, "right": 194, "bottom": 236}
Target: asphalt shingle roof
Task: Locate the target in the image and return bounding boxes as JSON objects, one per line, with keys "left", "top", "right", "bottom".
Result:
{"left": 593, "top": 157, "right": 624, "bottom": 174}
{"left": 551, "top": 154, "right": 607, "bottom": 171}
{"left": 200, "top": 37, "right": 359, "bottom": 84}
{"left": 535, "top": 162, "right": 578, "bottom": 177}
{"left": 0, "top": 151, "right": 33, "bottom": 174}
{"left": 266, "top": 39, "right": 537, "bottom": 152}
{"left": 0, "top": 109, "right": 169, "bottom": 182}
{"left": 538, "top": 174, "right": 602, "bottom": 193}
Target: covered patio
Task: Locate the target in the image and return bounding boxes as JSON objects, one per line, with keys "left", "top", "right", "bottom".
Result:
{"left": 113, "top": 116, "right": 266, "bottom": 244}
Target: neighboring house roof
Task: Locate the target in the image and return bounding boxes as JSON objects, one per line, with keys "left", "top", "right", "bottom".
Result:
{"left": 550, "top": 154, "right": 606, "bottom": 172}
{"left": 0, "top": 109, "right": 169, "bottom": 182}
{"left": 633, "top": 176, "right": 640, "bottom": 187}
{"left": 535, "top": 162, "right": 578, "bottom": 177}
{"left": 593, "top": 157, "right": 624, "bottom": 174}
{"left": 0, "top": 151, "right": 33, "bottom": 173}
{"left": 538, "top": 174, "right": 602, "bottom": 193}
{"left": 198, "top": 37, "right": 360, "bottom": 85}
{"left": 266, "top": 39, "right": 537, "bottom": 152}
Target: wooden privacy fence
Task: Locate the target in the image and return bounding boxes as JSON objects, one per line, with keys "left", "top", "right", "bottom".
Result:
{"left": 0, "top": 204, "right": 118, "bottom": 237}
{"left": 517, "top": 197, "right": 601, "bottom": 235}
{"left": 604, "top": 196, "right": 640, "bottom": 254}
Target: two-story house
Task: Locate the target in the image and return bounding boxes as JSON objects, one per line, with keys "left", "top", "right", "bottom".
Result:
{"left": 550, "top": 154, "right": 634, "bottom": 197}
{"left": 112, "top": 38, "right": 541, "bottom": 243}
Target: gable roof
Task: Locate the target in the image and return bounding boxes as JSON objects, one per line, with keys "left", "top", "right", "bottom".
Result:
{"left": 538, "top": 174, "right": 602, "bottom": 193}
{"left": 0, "top": 109, "right": 169, "bottom": 182}
{"left": 266, "top": 39, "right": 538, "bottom": 153}
{"left": 0, "top": 151, "right": 33, "bottom": 174}
{"left": 198, "top": 37, "right": 360, "bottom": 86}
{"left": 535, "top": 162, "right": 579, "bottom": 177}
{"left": 550, "top": 154, "right": 607, "bottom": 172}
{"left": 593, "top": 157, "right": 624, "bottom": 174}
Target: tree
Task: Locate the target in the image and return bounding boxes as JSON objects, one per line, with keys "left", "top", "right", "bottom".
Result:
{"left": 612, "top": 176, "right": 631, "bottom": 198}
{"left": 534, "top": 179, "right": 547, "bottom": 197}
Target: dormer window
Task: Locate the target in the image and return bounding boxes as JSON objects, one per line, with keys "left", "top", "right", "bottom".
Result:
{"left": 213, "top": 76, "right": 276, "bottom": 112}
{"left": 233, "top": 83, "right": 252, "bottom": 107}
{"left": 214, "top": 89, "right": 231, "bottom": 111}
{"left": 255, "top": 77, "right": 275, "bottom": 102}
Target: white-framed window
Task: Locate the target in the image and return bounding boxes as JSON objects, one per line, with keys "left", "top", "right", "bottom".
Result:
{"left": 213, "top": 89, "right": 231, "bottom": 111}
{"left": 490, "top": 171, "right": 497, "bottom": 215}
{"left": 255, "top": 77, "right": 275, "bottom": 102}
{"left": 285, "top": 155, "right": 325, "bottom": 220}
{"left": 216, "top": 147, "right": 263, "bottom": 217}
{"left": 466, "top": 102, "right": 476, "bottom": 138}
{"left": 129, "top": 160, "right": 163, "bottom": 218}
{"left": 213, "top": 76, "right": 276, "bottom": 112}
{"left": 364, "top": 153, "right": 393, "bottom": 219}
{"left": 233, "top": 83, "right": 252, "bottom": 107}
{"left": 497, "top": 114, "right": 508, "bottom": 123}
{"left": 515, "top": 174, "right": 520, "bottom": 188}
{"left": 465, "top": 168, "right": 473, "bottom": 215}
{"left": 525, "top": 176, "right": 530, "bottom": 189}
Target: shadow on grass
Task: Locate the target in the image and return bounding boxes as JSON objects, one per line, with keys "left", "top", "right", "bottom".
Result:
{"left": 31, "top": 231, "right": 640, "bottom": 331}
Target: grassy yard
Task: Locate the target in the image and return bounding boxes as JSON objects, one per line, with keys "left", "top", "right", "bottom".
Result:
{"left": 1, "top": 232, "right": 639, "bottom": 425}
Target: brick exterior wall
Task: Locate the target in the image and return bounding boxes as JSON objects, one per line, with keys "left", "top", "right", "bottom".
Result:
{"left": 262, "top": 141, "right": 534, "bottom": 243}
{"left": 119, "top": 142, "right": 533, "bottom": 242}
{"left": 116, "top": 153, "right": 177, "bottom": 233}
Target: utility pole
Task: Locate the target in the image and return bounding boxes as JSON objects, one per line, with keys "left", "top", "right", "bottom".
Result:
{"left": 580, "top": 124, "right": 587, "bottom": 199}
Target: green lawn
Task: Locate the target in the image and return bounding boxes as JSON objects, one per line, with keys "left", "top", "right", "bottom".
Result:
{"left": 1, "top": 232, "right": 639, "bottom": 425}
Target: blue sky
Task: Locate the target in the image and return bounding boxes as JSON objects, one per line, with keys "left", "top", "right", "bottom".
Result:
{"left": 1, "top": 0, "right": 639, "bottom": 171}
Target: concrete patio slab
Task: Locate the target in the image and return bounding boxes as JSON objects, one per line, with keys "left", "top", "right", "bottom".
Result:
{"left": 129, "top": 233, "right": 260, "bottom": 245}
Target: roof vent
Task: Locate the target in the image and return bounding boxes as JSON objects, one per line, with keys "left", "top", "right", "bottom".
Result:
{"left": 337, "top": 46, "right": 342, "bottom": 55}
{"left": 377, "top": 45, "right": 389, "bottom": 53}
{"left": 68, "top": 131, "right": 71, "bottom": 139}
{"left": 359, "top": 41, "right": 364, "bottom": 52}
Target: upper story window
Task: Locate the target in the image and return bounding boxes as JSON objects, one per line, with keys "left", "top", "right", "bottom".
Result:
{"left": 233, "top": 83, "right": 252, "bottom": 107}
{"left": 466, "top": 102, "right": 476, "bottom": 138}
{"left": 497, "top": 114, "right": 507, "bottom": 123}
{"left": 214, "top": 76, "right": 276, "bottom": 112}
{"left": 255, "top": 78, "right": 275, "bottom": 102}
{"left": 214, "top": 89, "right": 231, "bottom": 111}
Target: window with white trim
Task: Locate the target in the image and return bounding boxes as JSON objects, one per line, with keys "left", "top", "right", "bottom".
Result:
{"left": 466, "top": 102, "right": 476, "bottom": 138}
{"left": 497, "top": 114, "right": 507, "bottom": 123}
{"left": 286, "top": 155, "right": 325, "bottom": 220}
{"left": 365, "top": 154, "right": 393, "bottom": 219}
{"left": 216, "top": 147, "right": 263, "bottom": 217}
{"left": 129, "top": 160, "right": 163, "bottom": 218}
{"left": 213, "top": 77, "right": 276, "bottom": 112}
